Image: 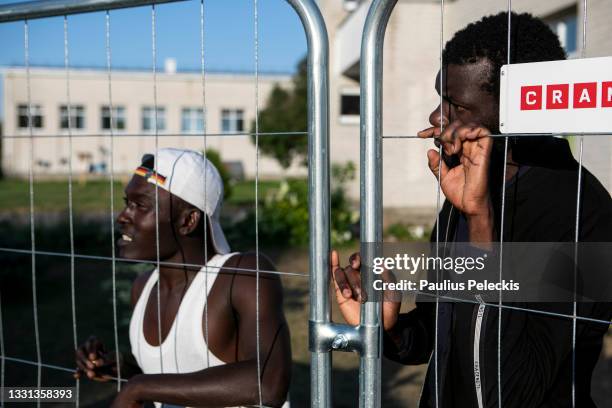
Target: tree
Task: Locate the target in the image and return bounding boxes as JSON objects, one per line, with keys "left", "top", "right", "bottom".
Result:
{"left": 251, "top": 57, "right": 307, "bottom": 169}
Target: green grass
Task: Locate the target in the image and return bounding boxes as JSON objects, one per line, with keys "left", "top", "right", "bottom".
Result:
{"left": 0, "top": 178, "right": 124, "bottom": 213}
{"left": 227, "top": 179, "right": 284, "bottom": 205}
{"left": 0, "top": 178, "right": 303, "bottom": 212}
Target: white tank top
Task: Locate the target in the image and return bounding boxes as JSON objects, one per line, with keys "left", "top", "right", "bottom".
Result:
{"left": 129, "top": 253, "right": 289, "bottom": 408}
{"left": 130, "top": 252, "right": 235, "bottom": 376}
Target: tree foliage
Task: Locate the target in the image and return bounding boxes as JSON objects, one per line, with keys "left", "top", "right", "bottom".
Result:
{"left": 225, "top": 162, "right": 358, "bottom": 249}
{"left": 251, "top": 58, "right": 308, "bottom": 169}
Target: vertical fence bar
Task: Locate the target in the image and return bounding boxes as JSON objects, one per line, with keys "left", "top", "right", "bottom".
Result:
{"left": 497, "top": 4, "right": 513, "bottom": 408}
{"left": 253, "top": 0, "right": 263, "bottom": 405}
{"left": 199, "top": 0, "right": 211, "bottom": 370}
{"left": 572, "top": 2, "right": 588, "bottom": 406}
{"left": 360, "top": 1, "right": 398, "bottom": 407}
{"left": 434, "top": 1, "right": 445, "bottom": 406}
{"left": 24, "top": 20, "right": 42, "bottom": 406}
{"left": 63, "top": 14, "right": 80, "bottom": 406}
{"left": 104, "top": 9, "right": 122, "bottom": 391}
{"left": 150, "top": 3, "right": 164, "bottom": 374}
{"left": 281, "top": 1, "right": 330, "bottom": 407}
{"left": 571, "top": 127, "right": 584, "bottom": 408}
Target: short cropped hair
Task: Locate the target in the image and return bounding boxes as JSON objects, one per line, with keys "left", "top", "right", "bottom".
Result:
{"left": 442, "top": 12, "right": 567, "bottom": 99}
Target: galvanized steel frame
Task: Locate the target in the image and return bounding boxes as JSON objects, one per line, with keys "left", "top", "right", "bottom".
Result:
{"left": 310, "top": 1, "right": 399, "bottom": 407}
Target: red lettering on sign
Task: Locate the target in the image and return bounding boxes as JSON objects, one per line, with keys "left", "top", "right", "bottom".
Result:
{"left": 573, "top": 82, "right": 597, "bottom": 108}
{"left": 546, "top": 84, "right": 569, "bottom": 109}
{"left": 602, "top": 81, "right": 612, "bottom": 108}
{"left": 521, "top": 85, "right": 542, "bottom": 110}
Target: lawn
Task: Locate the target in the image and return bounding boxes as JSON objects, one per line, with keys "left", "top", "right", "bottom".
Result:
{"left": 0, "top": 178, "right": 292, "bottom": 213}
{"left": 226, "top": 179, "right": 287, "bottom": 205}
{"left": 0, "top": 178, "right": 124, "bottom": 214}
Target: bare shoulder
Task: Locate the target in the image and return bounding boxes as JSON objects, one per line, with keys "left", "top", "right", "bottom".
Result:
{"left": 222, "top": 251, "right": 276, "bottom": 273}
{"left": 131, "top": 269, "right": 154, "bottom": 307}
{"left": 222, "top": 252, "right": 282, "bottom": 305}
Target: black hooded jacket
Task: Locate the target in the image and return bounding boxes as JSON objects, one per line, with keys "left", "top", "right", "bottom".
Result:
{"left": 383, "top": 137, "right": 612, "bottom": 407}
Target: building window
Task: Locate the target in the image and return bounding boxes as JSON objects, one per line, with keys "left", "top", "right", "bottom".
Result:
{"left": 142, "top": 106, "right": 166, "bottom": 132}
{"left": 17, "top": 104, "right": 43, "bottom": 128}
{"left": 181, "top": 108, "right": 205, "bottom": 133}
{"left": 340, "top": 90, "right": 360, "bottom": 125}
{"left": 221, "top": 109, "right": 244, "bottom": 133}
{"left": 60, "top": 105, "right": 85, "bottom": 129}
{"left": 546, "top": 8, "right": 577, "bottom": 57}
{"left": 101, "top": 106, "right": 126, "bottom": 130}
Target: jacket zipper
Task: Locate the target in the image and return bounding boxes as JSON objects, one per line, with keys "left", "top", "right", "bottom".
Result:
{"left": 474, "top": 295, "right": 486, "bottom": 408}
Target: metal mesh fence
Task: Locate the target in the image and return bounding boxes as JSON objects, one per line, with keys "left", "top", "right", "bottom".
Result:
{"left": 0, "top": 1, "right": 326, "bottom": 407}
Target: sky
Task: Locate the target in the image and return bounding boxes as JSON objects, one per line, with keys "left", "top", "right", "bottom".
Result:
{"left": 0, "top": 0, "right": 308, "bottom": 117}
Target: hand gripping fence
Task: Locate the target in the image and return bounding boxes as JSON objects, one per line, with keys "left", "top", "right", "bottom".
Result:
{"left": 0, "top": 0, "right": 330, "bottom": 407}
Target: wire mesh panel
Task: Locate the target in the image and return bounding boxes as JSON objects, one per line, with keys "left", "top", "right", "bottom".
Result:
{"left": 357, "top": 0, "right": 611, "bottom": 408}
{"left": 0, "top": 0, "right": 329, "bottom": 407}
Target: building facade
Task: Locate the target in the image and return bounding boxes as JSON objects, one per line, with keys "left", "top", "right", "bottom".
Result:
{"left": 1, "top": 66, "right": 298, "bottom": 180}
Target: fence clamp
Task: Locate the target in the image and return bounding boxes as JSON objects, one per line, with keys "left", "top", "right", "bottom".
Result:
{"left": 310, "top": 321, "right": 379, "bottom": 356}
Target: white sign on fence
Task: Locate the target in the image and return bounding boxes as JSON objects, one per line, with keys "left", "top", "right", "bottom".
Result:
{"left": 499, "top": 57, "right": 612, "bottom": 134}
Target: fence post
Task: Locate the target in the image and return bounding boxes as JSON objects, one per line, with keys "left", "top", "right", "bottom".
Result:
{"left": 360, "top": 1, "right": 398, "bottom": 407}
{"left": 283, "top": 1, "right": 332, "bottom": 407}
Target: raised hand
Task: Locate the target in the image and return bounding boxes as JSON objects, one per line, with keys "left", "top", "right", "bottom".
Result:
{"left": 331, "top": 250, "right": 362, "bottom": 326}
{"left": 330, "top": 250, "right": 400, "bottom": 331}
{"left": 419, "top": 120, "right": 495, "bottom": 244}
{"left": 419, "top": 121, "right": 494, "bottom": 217}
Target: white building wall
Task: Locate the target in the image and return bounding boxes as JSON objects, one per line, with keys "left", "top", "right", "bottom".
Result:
{"left": 580, "top": 0, "right": 612, "bottom": 189}
{"left": 381, "top": 2, "right": 445, "bottom": 214}
{"left": 2, "top": 68, "right": 302, "bottom": 180}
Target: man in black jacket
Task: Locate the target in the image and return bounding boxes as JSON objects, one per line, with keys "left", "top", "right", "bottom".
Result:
{"left": 331, "top": 12, "right": 611, "bottom": 407}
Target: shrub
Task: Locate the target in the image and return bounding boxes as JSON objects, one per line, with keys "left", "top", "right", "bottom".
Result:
{"left": 226, "top": 162, "right": 359, "bottom": 249}
{"left": 384, "top": 223, "right": 428, "bottom": 242}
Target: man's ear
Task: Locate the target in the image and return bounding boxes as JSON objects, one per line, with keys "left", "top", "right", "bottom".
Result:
{"left": 178, "top": 208, "right": 202, "bottom": 236}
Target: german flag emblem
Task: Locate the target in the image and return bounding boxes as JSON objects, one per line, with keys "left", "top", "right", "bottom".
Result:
{"left": 134, "top": 166, "right": 167, "bottom": 186}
